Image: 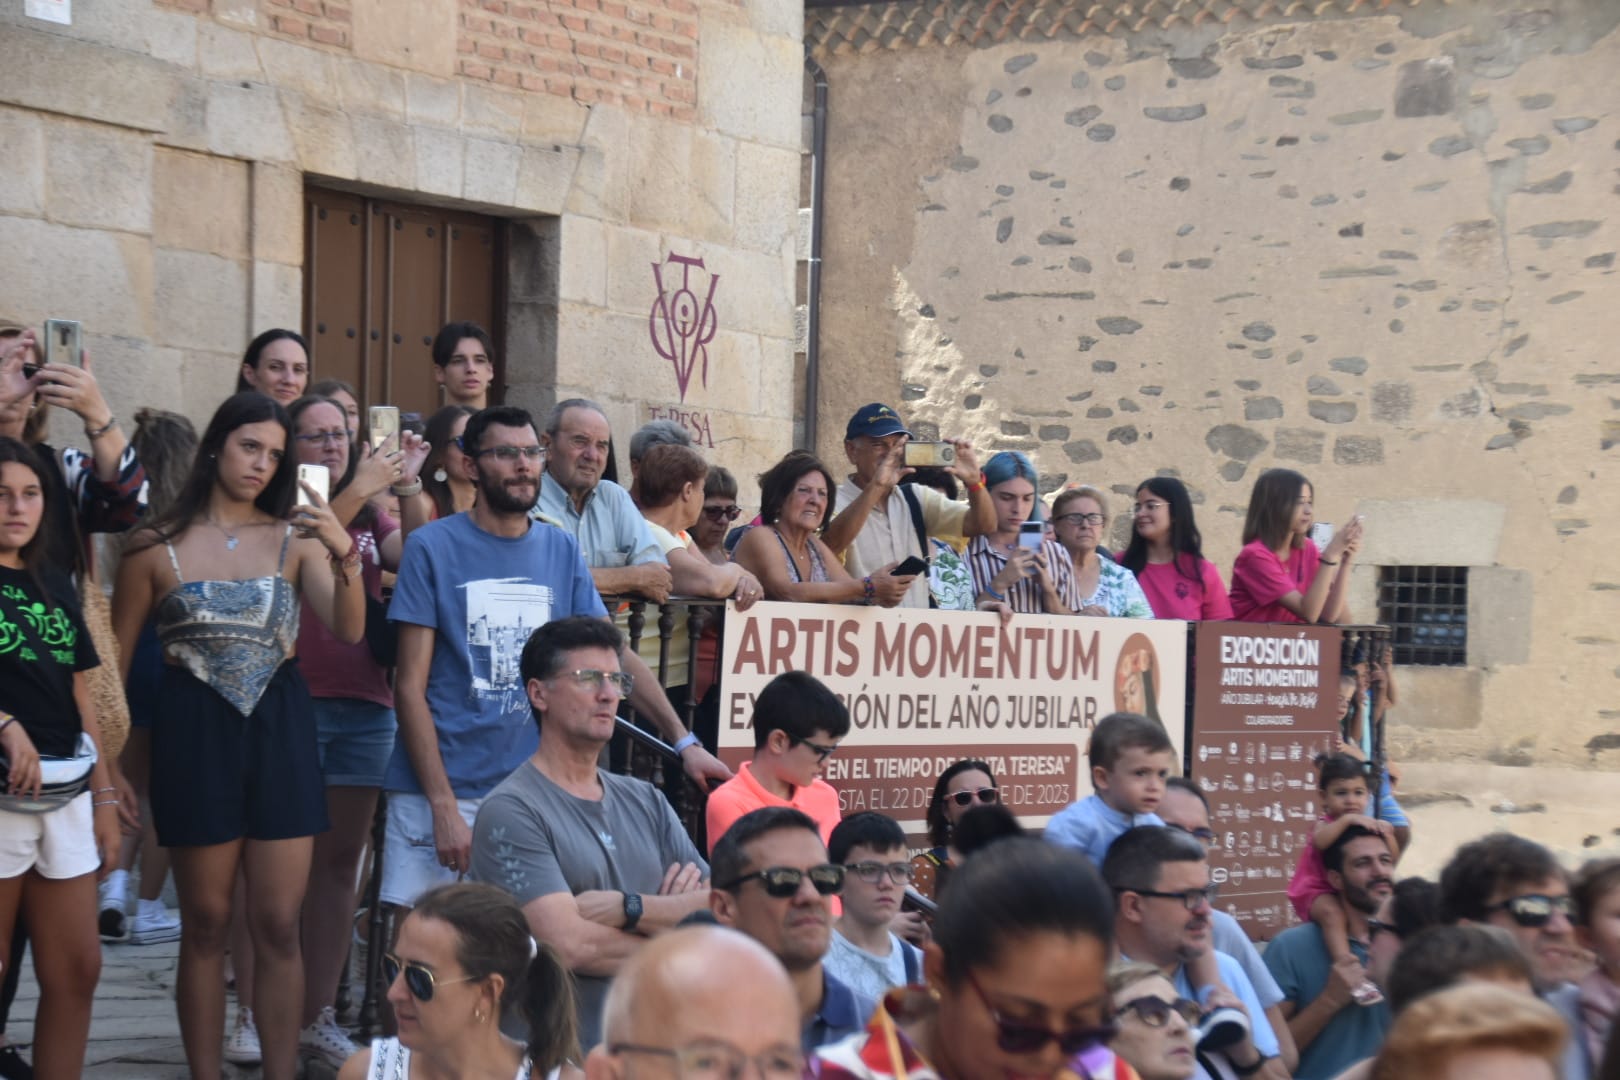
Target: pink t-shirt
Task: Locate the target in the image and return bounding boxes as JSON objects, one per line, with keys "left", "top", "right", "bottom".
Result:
{"left": 1287, "top": 814, "right": 1337, "bottom": 922}
{"left": 298, "top": 512, "right": 399, "bottom": 708}
{"left": 1228, "top": 538, "right": 1321, "bottom": 623}
{"left": 705, "top": 761, "right": 843, "bottom": 855}
{"left": 1136, "top": 557, "right": 1234, "bottom": 621}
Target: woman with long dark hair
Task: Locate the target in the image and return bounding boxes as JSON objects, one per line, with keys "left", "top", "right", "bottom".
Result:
{"left": 1229, "top": 468, "right": 1360, "bottom": 624}
{"left": 421, "top": 404, "right": 478, "bottom": 520}
{"left": 112, "top": 391, "right": 365, "bottom": 1080}
{"left": 340, "top": 881, "right": 581, "bottom": 1080}
{"left": 1118, "top": 477, "right": 1233, "bottom": 621}
{"left": 0, "top": 437, "right": 124, "bottom": 1079}
{"left": 910, "top": 759, "right": 1000, "bottom": 902}
{"left": 237, "top": 328, "right": 310, "bottom": 405}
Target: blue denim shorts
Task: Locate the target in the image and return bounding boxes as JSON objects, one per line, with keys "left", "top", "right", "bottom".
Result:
{"left": 313, "top": 698, "right": 397, "bottom": 788}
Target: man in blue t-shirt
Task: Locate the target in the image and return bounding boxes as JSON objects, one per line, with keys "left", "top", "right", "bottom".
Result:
{"left": 382, "top": 405, "right": 729, "bottom": 910}
{"left": 1262, "top": 825, "right": 1394, "bottom": 1080}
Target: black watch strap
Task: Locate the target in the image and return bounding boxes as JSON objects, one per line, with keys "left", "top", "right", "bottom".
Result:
{"left": 622, "top": 891, "right": 643, "bottom": 932}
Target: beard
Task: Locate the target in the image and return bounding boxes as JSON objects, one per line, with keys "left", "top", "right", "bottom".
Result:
{"left": 1342, "top": 877, "right": 1392, "bottom": 916}
{"left": 478, "top": 470, "right": 537, "bottom": 514}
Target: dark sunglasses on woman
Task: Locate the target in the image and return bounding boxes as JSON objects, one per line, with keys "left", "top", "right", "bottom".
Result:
{"left": 702, "top": 504, "right": 742, "bottom": 522}
{"left": 948, "top": 786, "right": 999, "bottom": 808}
{"left": 383, "top": 952, "right": 478, "bottom": 1002}
{"left": 1486, "top": 893, "right": 1575, "bottom": 928}
{"left": 1116, "top": 994, "right": 1203, "bottom": 1029}
{"left": 966, "top": 970, "right": 1117, "bottom": 1056}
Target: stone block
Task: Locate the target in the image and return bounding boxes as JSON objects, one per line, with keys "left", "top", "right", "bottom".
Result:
{"left": 1468, "top": 566, "right": 1532, "bottom": 666}
{"left": 70, "top": 335, "right": 185, "bottom": 441}
{"left": 507, "top": 219, "right": 558, "bottom": 305}
{"left": 284, "top": 96, "right": 356, "bottom": 178}
{"left": 197, "top": 21, "right": 263, "bottom": 81}
{"left": 0, "top": 25, "right": 174, "bottom": 133}
{"left": 158, "top": 76, "right": 210, "bottom": 153}
{"left": 181, "top": 348, "right": 244, "bottom": 421}
{"left": 462, "top": 85, "right": 525, "bottom": 139}
{"left": 412, "top": 128, "right": 465, "bottom": 198}
{"left": 604, "top": 226, "right": 667, "bottom": 316}
{"left": 405, "top": 75, "right": 461, "bottom": 129}
{"left": 251, "top": 259, "right": 302, "bottom": 331}
{"left": 733, "top": 141, "right": 800, "bottom": 255}
{"left": 350, "top": 115, "right": 416, "bottom": 190}
{"left": 557, "top": 217, "right": 607, "bottom": 308}
{"left": 695, "top": 27, "right": 803, "bottom": 149}
{"left": 515, "top": 144, "right": 579, "bottom": 215}
{"left": 1354, "top": 499, "right": 1505, "bottom": 567}
{"left": 153, "top": 249, "right": 248, "bottom": 353}
{"left": 1273, "top": 428, "right": 1324, "bottom": 464}
{"left": 353, "top": 0, "right": 456, "bottom": 77}
{"left": 1331, "top": 435, "right": 1384, "bottom": 466}
{"left": 0, "top": 217, "right": 152, "bottom": 339}
{"left": 214, "top": 0, "right": 259, "bottom": 29}
{"left": 205, "top": 83, "right": 295, "bottom": 163}
{"left": 462, "top": 137, "right": 521, "bottom": 207}
{"left": 677, "top": 241, "right": 794, "bottom": 340}
{"left": 1393, "top": 667, "right": 1483, "bottom": 730}
{"left": 757, "top": 333, "right": 797, "bottom": 419}
{"left": 145, "top": 9, "right": 198, "bottom": 68}
{"left": 566, "top": 107, "right": 630, "bottom": 222}
{"left": 522, "top": 94, "right": 590, "bottom": 145}
{"left": 337, "top": 61, "right": 407, "bottom": 119}
{"left": 0, "top": 107, "right": 44, "bottom": 215}
{"left": 150, "top": 147, "right": 250, "bottom": 263}
{"left": 250, "top": 163, "right": 304, "bottom": 266}
{"left": 256, "top": 38, "right": 339, "bottom": 101}
{"left": 670, "top": 328, "right": 763, "bottom": 414}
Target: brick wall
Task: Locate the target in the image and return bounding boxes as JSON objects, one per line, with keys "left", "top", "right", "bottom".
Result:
{"left": 261, "top": 0, "right": 354, "bottom": 49}
{"left": 457, "top": 0, "right": 698, "bottom": 120}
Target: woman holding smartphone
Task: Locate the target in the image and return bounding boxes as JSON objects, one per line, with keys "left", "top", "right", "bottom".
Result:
{"left": 965, "top": 452, "right": 1079, "bottom": 615}
{"left": 112, "top": 392, "right": 365, "bottom": 1080}
{"left": 1229, "top": 468, "right": 1361, "bottom": 624}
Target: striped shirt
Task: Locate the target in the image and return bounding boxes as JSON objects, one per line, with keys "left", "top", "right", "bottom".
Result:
{"left": 965, "top": 535, "right": 1081, "bottom": 613}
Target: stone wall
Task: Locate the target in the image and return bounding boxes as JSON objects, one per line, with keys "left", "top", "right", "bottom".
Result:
{"left": 810, "top": 3, "right": 1620, "bottom": 780}
{"left": 0, "top": 0, "right": 800, "bottom": 501}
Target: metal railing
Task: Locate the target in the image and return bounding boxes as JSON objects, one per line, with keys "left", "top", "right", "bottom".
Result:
{"left": 1339, "top": 624, "right": 1394, "bottom": 821}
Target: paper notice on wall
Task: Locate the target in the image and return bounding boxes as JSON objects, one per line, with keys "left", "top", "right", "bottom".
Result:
{"left": 26, "top": 0, "right": 71, "bottom": 24}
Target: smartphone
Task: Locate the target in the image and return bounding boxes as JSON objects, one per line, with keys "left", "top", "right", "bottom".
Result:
{"left": 1310, "top": 522, "right": 1334, "bottom": 549}
{"left": 892, "top": 555, "right": 929, "bottom": 577}
{"left": 42, "top": 319, "right": 82, "bottom": 368}
{"left": 368, "top": 405, "right": 400, "bottom": 455}
{"left": 1018, "top": 521, "right": 1045, "bottom": 552}
{"left": 903, "top": 441, "right": 956, "bottom": 468}
{"left": 296, "top": 463, "right": 330, "bottom": 507}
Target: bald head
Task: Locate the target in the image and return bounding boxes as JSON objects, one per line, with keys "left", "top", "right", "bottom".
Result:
{"left": 596, "top": 927, "right": 799, "bottom": 1061}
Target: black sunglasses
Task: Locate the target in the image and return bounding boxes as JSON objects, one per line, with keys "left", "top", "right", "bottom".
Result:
{"left": 1167, "top": 822, "right": 1217, "bottom": 846}
{"left": 382, "top": 952, "right": 478, "bottom": 1002}
{"left": 1115, "top": 994, "right": 1202, "bottom": 1029}
{"left": 1366, "top": 917, "right": 1396, "bottom": 940}
{"left": 948, "top": 787, "right": 1000, "bottom": 808}
{"left": 703, "top": 504, "right": 742, "bottom": 522}
{"left": 1487, "top": 894, "right": 1575, "bottom": 929}
{"left": 965, "top": 969, "right": 1117, "bottom": 1056}
{"left": 720, "top": 864, "right": 845, "bottom": 899}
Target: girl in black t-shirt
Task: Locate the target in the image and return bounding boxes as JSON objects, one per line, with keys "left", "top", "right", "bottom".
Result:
{"left": 0, "top": 436, "right": 122, "bottom": 1078}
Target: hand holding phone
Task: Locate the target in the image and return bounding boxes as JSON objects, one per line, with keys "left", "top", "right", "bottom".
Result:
{"left": 892, "top": 555, "right": 929, "bottom": 577}
{"left": 369, "top": 406, "right": 401, "bottom": 455}
{"left": 296, "top": 463, "right": 330, "bottom": 507}
{"left": 903, "top": 441, "right": 957, "bottom": 468}
{"left": 1018, "top": 521, "right": 1045, "bottom": 552}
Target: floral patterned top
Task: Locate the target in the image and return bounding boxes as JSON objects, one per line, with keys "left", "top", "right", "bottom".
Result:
{"left": 927, "top": 539, "right": 975, "bottom": 611}
{"left": 1078, "top": 554, "right": 1154, "bottom": 619}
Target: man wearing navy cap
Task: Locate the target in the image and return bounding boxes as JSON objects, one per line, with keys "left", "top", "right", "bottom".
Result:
{"left": 822, "top": 403, "right": 994, "bottom": 609}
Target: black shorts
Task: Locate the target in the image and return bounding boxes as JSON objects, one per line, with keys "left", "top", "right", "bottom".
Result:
{"left": 151, "top": 661, "right": 329, "bottom": 848}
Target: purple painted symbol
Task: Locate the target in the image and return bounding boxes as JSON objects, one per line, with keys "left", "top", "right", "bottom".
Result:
{"left": 649, "top": 253, "right": 720, "bottom": 402}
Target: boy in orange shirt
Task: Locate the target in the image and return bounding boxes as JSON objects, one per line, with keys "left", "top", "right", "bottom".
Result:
{"left": 705, "top": 670, "right": 846, "bottom": 854}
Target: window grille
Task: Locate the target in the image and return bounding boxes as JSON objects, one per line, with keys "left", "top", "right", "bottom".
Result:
{"left": 1377, "top": 566, "right": 1468, "bottom": 666}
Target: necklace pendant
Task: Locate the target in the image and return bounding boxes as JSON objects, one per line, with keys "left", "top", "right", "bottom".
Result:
{"left": 225, "top": 535, "right": 239, "bottom": 551}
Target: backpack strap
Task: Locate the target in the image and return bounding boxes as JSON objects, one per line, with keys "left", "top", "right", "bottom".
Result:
{"left": 898, "top": 484, "right": 938, "bottom": 609}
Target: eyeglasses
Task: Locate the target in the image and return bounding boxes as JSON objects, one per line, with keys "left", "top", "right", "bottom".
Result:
{"left": 1133, "top": 501, "right": 1166, "bottom": 514}
{"left": 845, "top": 861, "right": 915, "bottom": 886}
{"left": 1119, "top": 884, "right": 1220, "bottom": 911}
{"left": 1055, "top": 512, "right": 1105, "bottom": 527}
{"left": 719, "top": 864, "right": 845, "bottom": 899}
{"left": 947, "top": 787, "right": 1000, "bottom": 808}
{"left": 610, "top": 1041, "right": 805, "bottom": 1080}
{"left": 703, "top": 504, "right": 742, "bottom": 522}
{"left": 472, "top": 444, "right": 546, "bottom": 462}
{"left": 1167, "top": 822, "right": 1217, "bottom": 846}
{"left": 964, "top": 969, "right": 1117, "bottom": 1057}
{"left": 295, "top": 430, "right": 347, "bottom": 446}
{"left": 1487, "top": 894, "right": 1575, "bottom": 929}
{"left": 1365, "top": 917, "right": 1396, "bottom": 940}
{"left": 382, "top": 952, "right": 478, "bottom": 1002}
{"left": 554, "top": 669, "right": 634, "bottom": 697}
{"left": 1115, "top": 994, "right": 1203, "bottom": 1029}
{"left": 792, "top": 736, "right": 840, "bottom": 762}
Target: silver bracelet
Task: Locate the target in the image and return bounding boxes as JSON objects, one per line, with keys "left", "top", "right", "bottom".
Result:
{"left": 391, "top": 477, "right": 423, "bottom": 498}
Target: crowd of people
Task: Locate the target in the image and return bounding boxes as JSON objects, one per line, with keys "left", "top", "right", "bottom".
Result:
{"left": 0, "top": 317, "right": 1613, "bottom": 1080}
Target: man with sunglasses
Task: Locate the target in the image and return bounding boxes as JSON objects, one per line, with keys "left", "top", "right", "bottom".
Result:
{"left": 824, "top": 813, "right": 926, "bottom": 1002}
{"left": 710, "top": 808, "right": 878, "bottom": 1053}
{"left": 1261, "top": 826, "right": 1393, "bottom": 1080}
{"left": 1103, "top": 826, "right": 1287, "bottom": 1080}
{"left": 470, "top": 616, "right": 714, "bottom": 1050}
{"left": 1438, "top": 833, "right": 1594, "bottom": 1080}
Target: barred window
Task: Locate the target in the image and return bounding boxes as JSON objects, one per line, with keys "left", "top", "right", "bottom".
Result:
{"left": 1377, "top": 566, "right": 1468, "bottom": 666}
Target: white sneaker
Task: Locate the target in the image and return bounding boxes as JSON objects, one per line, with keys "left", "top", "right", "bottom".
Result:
{"left": 98, "top": 869, "right": 128, "bottom": 942}
{"left": 299, "top": 1005, "right": 359, "bottom": 1070}
{"left": 223, "top": 1007, "right": 262, "bottom": 1066}
{"left": 128, "top": 898, "right": 182, "bottom": 945}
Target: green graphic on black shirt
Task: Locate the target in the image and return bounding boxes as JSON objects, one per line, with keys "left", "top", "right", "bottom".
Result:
{"left": 0, "top": 583, "right": 76, "bottom": 665}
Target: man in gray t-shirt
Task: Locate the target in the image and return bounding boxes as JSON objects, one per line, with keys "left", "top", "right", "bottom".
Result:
{"left": 470, "top": 616, "right": 710, "bottom": 1049}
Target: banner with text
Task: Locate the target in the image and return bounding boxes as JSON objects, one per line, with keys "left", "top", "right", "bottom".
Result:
{"left": 1189, "top": 621, "right": 1342, "bottom": 942}
{"left": 718, "top": 602, "right": 1189, "bottom": 836}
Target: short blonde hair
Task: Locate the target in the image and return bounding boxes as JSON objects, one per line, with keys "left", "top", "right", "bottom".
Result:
{"left": 1052, "top": 484, "right": 1109, "bottom": 525}
{"left": 1106, "top": 960, "right": 1166, "bottom": 999}
{"left": 1370, "top": 982, "right": 1566, "bottom": 1080}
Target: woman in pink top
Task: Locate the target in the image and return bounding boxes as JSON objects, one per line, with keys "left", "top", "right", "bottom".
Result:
{"left": 1118, "top": 477, "right": 1233, "bottom": 621}
{"left": 1228, "top": 468, "right": 1361, "bottom": 624}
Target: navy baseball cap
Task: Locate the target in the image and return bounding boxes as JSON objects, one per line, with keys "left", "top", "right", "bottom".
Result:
{"left": 845, "top": 403, "right": 911, "bottom": 441}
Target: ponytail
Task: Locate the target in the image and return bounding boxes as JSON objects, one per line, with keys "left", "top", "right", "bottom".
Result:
{"left": 523, "top": 941, "right": 580, "bottom": 1075}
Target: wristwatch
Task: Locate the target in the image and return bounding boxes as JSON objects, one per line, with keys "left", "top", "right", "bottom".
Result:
{"left": 622, "top": 891, "right": 643, "bottom": 933}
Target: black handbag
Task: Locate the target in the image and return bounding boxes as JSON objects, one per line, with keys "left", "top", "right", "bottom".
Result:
{"left": 364, "top": 591, "right": 397, "bottom": 669}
